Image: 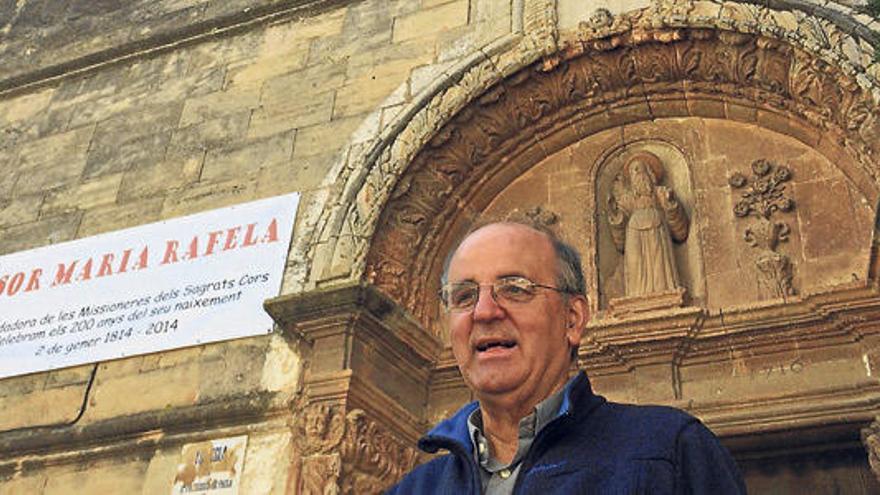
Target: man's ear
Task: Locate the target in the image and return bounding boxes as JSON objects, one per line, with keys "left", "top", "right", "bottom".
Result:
{"left": 565, "top": 295, "right": 589, "bottom": 347}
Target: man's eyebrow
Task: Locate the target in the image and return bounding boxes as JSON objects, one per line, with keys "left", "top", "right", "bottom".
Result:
{"left": 448, "top": 272, "right": 530, "bottom": 284}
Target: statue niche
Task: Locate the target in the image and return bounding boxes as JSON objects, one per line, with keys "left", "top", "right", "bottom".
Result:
{"left": 599, "top": 149, "right": 693, "bottom": 315}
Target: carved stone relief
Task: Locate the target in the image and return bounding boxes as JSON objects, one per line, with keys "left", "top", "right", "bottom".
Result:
{"left": 293, "top": 404, "right": 419, "bottom": 494}
{"left": 863, "top": 418, "right": 880, "bottom": 484}
{"left": 593, "top": 142, "right": 698, "bottom": 315}
{"left": 606, "top": 151, "right": 689, "bottom": 298}
{"left": 729, "top": 159, "right": 797, "bottom": 299}
{"left": 348, "top": 23, "right": 880, "bottom": 335}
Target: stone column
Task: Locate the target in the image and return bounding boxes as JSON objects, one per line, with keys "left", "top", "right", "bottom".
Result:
{"left": 265, "top": 283, "right": 440, "bottom": 493}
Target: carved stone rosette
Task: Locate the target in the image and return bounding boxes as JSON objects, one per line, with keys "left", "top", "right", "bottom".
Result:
{"left": 862, "top": 418, "right": 880, "bottom": 483}
{"left": 729, "top": 159, "right": 797, "bottom": 299}
{"left": 293, "top": 404, "right": 420, "bottom": 494}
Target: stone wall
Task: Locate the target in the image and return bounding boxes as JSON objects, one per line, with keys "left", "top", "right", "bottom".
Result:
{"left": 1, "top": 0, "right": 879, "bottom": 492}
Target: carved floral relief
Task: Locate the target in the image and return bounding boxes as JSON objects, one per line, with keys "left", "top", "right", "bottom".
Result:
{"left": 729, "top": 159, "right": 797, "bottom": 299}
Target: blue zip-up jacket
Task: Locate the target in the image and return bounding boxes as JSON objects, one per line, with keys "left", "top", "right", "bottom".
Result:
{"left": 388, "top": 372, "right": 746, "bottom": 494}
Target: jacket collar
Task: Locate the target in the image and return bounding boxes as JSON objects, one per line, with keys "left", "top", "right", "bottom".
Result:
{"left": 418, "top": 371, "right": 598, "bottom": 455}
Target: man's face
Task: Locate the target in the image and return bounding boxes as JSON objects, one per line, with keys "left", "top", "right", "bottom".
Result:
{"left": 445, "top": 224, "right": 587, "bottom": 408}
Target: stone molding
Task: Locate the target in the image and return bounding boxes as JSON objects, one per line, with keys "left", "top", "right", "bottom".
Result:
{"left": 0, "top": 0, "right": 352, "bottom": 97}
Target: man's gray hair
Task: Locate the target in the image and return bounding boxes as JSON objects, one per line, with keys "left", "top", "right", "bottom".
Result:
{"left": 439, "top": 221, "right": 586, "bottom": 297}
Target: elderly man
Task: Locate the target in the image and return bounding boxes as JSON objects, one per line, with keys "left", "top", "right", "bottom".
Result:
{"left": 389, "top": 222, "right": 746, "bottom": 494}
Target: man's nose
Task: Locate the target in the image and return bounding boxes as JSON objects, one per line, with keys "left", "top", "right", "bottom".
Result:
{"left": 472, "top": 285, "right": 505, "bottom": 321}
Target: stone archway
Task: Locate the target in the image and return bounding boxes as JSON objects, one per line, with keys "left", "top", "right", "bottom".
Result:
{"left": 366, "top": 25, "right": 880, "bottom": 335}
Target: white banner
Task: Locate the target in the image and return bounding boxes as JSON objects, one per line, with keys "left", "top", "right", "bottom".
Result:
{"left": 0, "top": 193, "right": 299, "bottom": 379}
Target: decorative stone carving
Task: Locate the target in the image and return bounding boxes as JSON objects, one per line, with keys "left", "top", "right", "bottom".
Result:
{"left": 293, "top": 404, "right": 420, "bottom": 494}
{"left": 862, "top": 418, "right": 880, "bottom": 483}
{"left": 607, "top": 151, "right": 689, "bottom": 297}
{"left": 729, "top": 159, "right": 797, "bottom": 299}
{"left": 521, "top": 0, "right": 559, "bottom": 55}
{"left": 503, "top": 206, "right": 559, "bottom": 227}
{"left": 357, "top": 25, "right": 878, "bottom": 327}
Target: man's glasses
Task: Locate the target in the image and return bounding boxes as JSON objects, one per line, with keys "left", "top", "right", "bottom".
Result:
{"left": 439, "top": 276, "right": 569, "bottom": 312}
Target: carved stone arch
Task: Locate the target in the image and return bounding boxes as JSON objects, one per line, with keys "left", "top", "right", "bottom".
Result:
{"left": 288, "top": 2, "right": 880, "bottom": 311}
{"left": 358, "top": 31, "right": 880, "bottom": 340}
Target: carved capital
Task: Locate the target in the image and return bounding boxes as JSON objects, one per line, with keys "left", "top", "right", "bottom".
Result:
{"left": 293, "top": 404, "right": 420, "bottom": 494}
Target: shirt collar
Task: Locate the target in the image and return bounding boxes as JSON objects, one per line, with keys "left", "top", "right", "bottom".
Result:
{"left": 466, "top": 375, "right": 573, "bottom": 466}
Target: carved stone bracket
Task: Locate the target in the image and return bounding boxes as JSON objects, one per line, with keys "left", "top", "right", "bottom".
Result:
{"left": 292, "top": 404, "right": 420, "bottom": 494}
{"left": 729, "top": 159, "right": 797, "bottom": 299}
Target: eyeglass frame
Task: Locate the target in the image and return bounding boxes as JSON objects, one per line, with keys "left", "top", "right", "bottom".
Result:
{"left": 438, "top": 275, "right": 573, "bottom": 312}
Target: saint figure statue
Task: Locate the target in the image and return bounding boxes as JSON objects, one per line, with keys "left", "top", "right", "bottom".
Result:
{"left": 606, "top": 152, "right": 689, "bottom": 296}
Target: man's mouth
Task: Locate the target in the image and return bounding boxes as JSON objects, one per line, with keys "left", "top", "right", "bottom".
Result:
{"left": 475, "top": 339, "right": 517, "bottom": 352}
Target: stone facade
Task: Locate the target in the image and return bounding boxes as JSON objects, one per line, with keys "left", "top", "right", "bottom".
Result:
{"left": 1, "top": 0, "right": 880, "bottom": 493}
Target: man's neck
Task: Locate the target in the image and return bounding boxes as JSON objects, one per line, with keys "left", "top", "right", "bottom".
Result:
{"left": 477, "top": 377, "right": 569, "bottom": 465}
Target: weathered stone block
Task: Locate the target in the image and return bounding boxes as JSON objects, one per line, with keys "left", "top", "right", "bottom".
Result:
{"left": 84, "top": 131, "right": 173, "bottom": 179}
{"left": 161, "top": 177, "right": 258, "bottom": 218}
{"left": 695, "top": 188, "right": 737, "bottom": 277}
{"left": 0, "top": 371, "right": 47, "bottom": 398}
{"left": 15, "top": 125, "right": 94, "bottom": 194}
{"left": 118, "top": 156, "right": 203, "bottom": 202}
{"left": 307, "top": 26, "right": 392, "bottom": 67}
{"left": 168, "top": 111, "right": 251, "bottom": 159}
{"left": 334, "top": 58, "right": 423, "bottom": 117}
{"left": 179, "top": 87, "right": 260, "bottom": 128}
{"left": 0, "top": 194, "right": 43, "bottom": 228}
{"left": 247, "top": 95, "right": 334, "bottom": 140}
{"left": 198, "top": 344, "right": 267, "bottom": 401}
{"left": 140, "top": 446, "right": 181, "bottom": 495}
{"left": 239, "top": 431, "right": 294, "bottom": 494}
{"left": 0, "top": 151, "right": 16, "bottom": 200}
{"left": 795, "top": 178, "right": 869, "bottom": 260}
{"left": 0, "top": 385, "right": 85, "bottom": 431}
{"left": 262, "top": 62, "right": 347, "bottom": 105}
{"left": 392, "top": 0, "right": 468, "bottom": 43}
{"left": 202, "top": 132, "right": 294, "bottom": 182}
{"left": 256, "top": 152, "right": 334, "bottom": 195}
{"left": 225, "top": 43, "right": 311, "bottom": 90}
{"left": 0, "top": 88, "right": 54, "bottom": 126}
{"left": 87, "top": 362, "right": 200, "bottom": 422}
{"left": 0, "top": 473, "right": 47, "bottom": 494}
{"left": 45, "top": 364, "right": 95, "bottom": 389}
{"left": 705, "top": 269, "right": 755, "bottom": 308}
{"left": 0, "top": 212, "right": 82, "bottom": 255}
{"left": 259, "top": 334, "right": 302, "bottom": 393}
{"left": 77, "top": 197, "right": 165, "bottom": 237}
{"left": 293, "top": 115, "right": 366, "bottom": 158}
{"left": 42, "top": 461, "right": 147, "bottom": 495}
{"left": 83, "top": 103, "right": 183, "bottom": 178}
{"left": 42, "top": 174, "right": 123, "bottom": 214}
